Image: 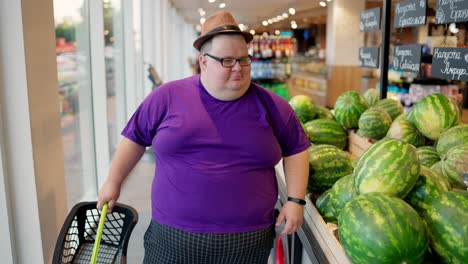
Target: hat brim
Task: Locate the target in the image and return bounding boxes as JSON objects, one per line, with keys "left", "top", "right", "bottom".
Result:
{"left": 193, "top": 31, "right": 253, "bottom": 51}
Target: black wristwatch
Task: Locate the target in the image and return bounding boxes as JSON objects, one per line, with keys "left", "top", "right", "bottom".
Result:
{"left": 287, "top": 196, "right": 306, "bottom": 205}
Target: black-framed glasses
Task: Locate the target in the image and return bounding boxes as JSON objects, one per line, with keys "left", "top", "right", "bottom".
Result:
{"left": 204, "top": 53, "right": 252, "bottom": 68}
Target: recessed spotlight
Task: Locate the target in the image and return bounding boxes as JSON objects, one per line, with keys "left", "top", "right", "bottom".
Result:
{"left": 250, "top": 29, "right": 256, "bottom": 35}
{"left": 262, "top": 21, "right": 268, "bottom": 26}
{"left": 289, "top": 8, "right": 296, "bottom": 15}
{"left": 320, "top": 1, "right": 327, "bottom": 7}
{"left": 219, "top": 3, "right": 226, "bottom": 8}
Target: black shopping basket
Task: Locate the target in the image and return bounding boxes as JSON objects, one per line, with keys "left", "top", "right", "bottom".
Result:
{"left": 52, "top": 201, "right": 138, "bottom": 264}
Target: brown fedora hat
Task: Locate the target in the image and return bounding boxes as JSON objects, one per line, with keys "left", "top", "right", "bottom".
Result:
{"left": 193, "top": 11, "right": 253, "bottom": 51}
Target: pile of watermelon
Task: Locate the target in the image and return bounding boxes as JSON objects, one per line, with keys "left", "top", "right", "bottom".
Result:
{"left": 289, "top": 90, "right": 467, "bottom": 263}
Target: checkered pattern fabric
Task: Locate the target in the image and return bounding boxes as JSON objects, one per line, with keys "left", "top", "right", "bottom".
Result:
{"left": 143, "top": 220, "right": 274, "bottom": 264}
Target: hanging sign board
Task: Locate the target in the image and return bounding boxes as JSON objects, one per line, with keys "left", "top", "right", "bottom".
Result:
{"left": 360, "top": 8, "right": 381, "bottom": 32}
{"left": 393, "top": 45, "right": 422, "bottom": 73}
{"left": 432, "top": 47, "right": 468, "bottom": 81}
{"left": 359, "top": 47, "right": 380, "bottom": 68}
{"left": 435, "top": 0, "right": 468, "bottom": 24}
{"left": 394, "top": 0, "right": 427, "bottom": 28}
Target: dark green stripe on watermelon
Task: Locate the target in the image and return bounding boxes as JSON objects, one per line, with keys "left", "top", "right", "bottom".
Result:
{"left": 328, "top": 175, "right": 357, "bottom": 220}
{"left": 416, "top": 146, "right": 441, "bottom": 168}
{"left": 354, "top": 138, "right": 420, "bottom": 198}
{"left": 339, "top": 192, "right": 428, "bottom": 264}
{"left": 386, "top": 113, "right": 426, "bottom": 147}
{"left": 315, "top": 189, "right": 336, "bottom": 223}
{"left": 357, "top": 107, "right": 392, "bottom": 140}
{"left": 441, "top": 143, "right": 468, "bottom": 189}
{"left": 314, "top": 105, "right": 335, "bottom": 120}
{"left": 404, "top": 166, "right": 450, "bottom": 215}
{"left": 334, "top": 91, "right": 369, "bottom": 129}
{"left": 304, "top": 119, "right": 347, "bottom": 149}
{"left": 424, "top": 190, "right": 468, "bottom": 264}
{"left": 373, "top": 98, "right": 404, "bottom": 120}
{"left": 436, "top": 124, "right": 468, "bottom": 158}
{"left": 289, "top": 95, "right": 316, "bottom": 123}
{"left": 407, "top": 93, "right": 460, "bottom": 141}
{"left": 308, "top": 144, "right": 353, "bottom": 193}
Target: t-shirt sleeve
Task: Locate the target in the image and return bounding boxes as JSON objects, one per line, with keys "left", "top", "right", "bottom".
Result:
{"left": 277, "top": 109, "right": 311, "bottom": 157}
{"left": 121, "top": 88, "right": 168, "bottom": 146}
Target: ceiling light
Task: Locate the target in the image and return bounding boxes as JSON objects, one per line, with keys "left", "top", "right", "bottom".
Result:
{"left": 219, "top": 3, "right": 226, "bottom": 8}
{"left": 239, "top": 24, "right": 245, "bottom": 30}
{"left": 291, "top": 20, "right": 296, "bottom": 24}
{"left": 282, "top": 13, "right": 288, "bottom": 18}
{"left": 196, "top": 25, "right": 202, "bottom": 32}
{"left": 208, "top": 0, "right": 216, "bottom": 3}
{"left": 272, "top": 18, "right": 279, "bottom": 23}
{"left": 277, "top": 15, "right": 283, "bottom": 20}
{"left": 268, "top": 19, "right": 273, "bottom": 24}
{"left": 291, "top": 23, "right": 297, "bottom": 29}
{"left": 199, "top": 10, "right": 206, "bottom": 16}
{"left": 200, "top": 17, "right": 206, "bottom": 24}
{"left": 327, "top": 0, "right": 332, "bottom": 2}
{"left": 320, "top": 1, "right": 327, "bottom": 7}
{"left": 289, "top": 8, "right": 296, "bottom": 15}
{"left": 275, "top": 30, "right": 280, "bottom": 35}
{"left": 262, "top": 32, "right": 269, "bottom": 36}
{"left": 262, "top": 21, "right": 268, "bottom": 26}
{"left": 250, "top": 30, "right": 255, "bottom": 35}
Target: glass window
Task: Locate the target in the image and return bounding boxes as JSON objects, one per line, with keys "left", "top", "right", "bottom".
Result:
{"left": 54, "top": 0, "right": 97, "bottom": 209}
{"left": 103, "top": 0, "right": 127, "bottom": 157}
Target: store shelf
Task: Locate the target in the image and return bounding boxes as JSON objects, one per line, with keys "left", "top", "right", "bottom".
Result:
{"left": 288, "top": 72, "right": 328, "bottom": 107}
{"left": 275, "top": 162, "right": 351, "bottom": 264}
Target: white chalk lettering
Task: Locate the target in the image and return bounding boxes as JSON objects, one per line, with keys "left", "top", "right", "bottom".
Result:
{"left": 398, "top": 16, "right": 425, "bottom": 27}
{"left": 440, "top": 61, "right": 468, "bottom": 80}
{"left": 434, "top": 48, "right": 462, "bottom": 60}
{"left": 400, "top": 59, "right": 420, "bottom": 71}
{"left": 451, "top": 9, "right": 468, "bottom": 21}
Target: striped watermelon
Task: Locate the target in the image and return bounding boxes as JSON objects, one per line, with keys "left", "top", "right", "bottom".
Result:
{"left": 354, "top": 138, "right": 420, "bottom": 198}
{"left": 416, "top": 146, "right": 441, "bottom": 168}
{"left": 357, "top": 107, "right": 392, "bottom": 140}
{"left": 314, "top": 105, "right": 334, "bottom": 120}
{"left": 339, "top": 192, "right": 428, "bottom": 264}
{"left": 404, "top": 166, "right": 450, "bottom": 215}
{"left": 303, "top": 119, "right": 347, "bottom": 149}
{"left": 441, "top": 143, "right": 468, "bottom": 189}
{"left": 373, "top": 98, "right": 404, "bottom": 120}
{"left": 289, "top": 95, "right": 316, "bottom": 123}
{"left": 425, "top": 190, "right": 468, "bottom": 264}
{"left": 363, "top": 88, "right": 380, "bottom": 106}
{"left": 436, "top": 124, "right": 468, "bottom": 158}
{"left": 328, "top": 175, "right": 357, "bottom": 220}
{"left": 315, "top": 189, "right": 336, "bottom": 223}
{"left": 407, "top": 93, "right": 460, "bottom": 141}
{"left": 430, "top": 161, "right": 450, "bottom": 184}
{"left": 386, "top": 113, "right": 426, "bottom": 147}
{"left": 334, "top": 91, "right": 369, "bottom": 129}
{"left": 308, "top": 144, "right": 354, "bottom": 193}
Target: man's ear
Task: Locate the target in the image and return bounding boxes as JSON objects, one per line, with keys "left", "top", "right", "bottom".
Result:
{"left": 198, "top": 54, "right": 206, "bottom": 71}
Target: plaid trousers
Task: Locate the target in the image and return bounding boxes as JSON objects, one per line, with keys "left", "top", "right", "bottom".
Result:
{"left": 143, "top": 220, "right": 275, "bottom": 264}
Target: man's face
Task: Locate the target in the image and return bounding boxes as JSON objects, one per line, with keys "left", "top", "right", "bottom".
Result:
{"left": 199, "top": 34, "right": 251, "bottom": 100}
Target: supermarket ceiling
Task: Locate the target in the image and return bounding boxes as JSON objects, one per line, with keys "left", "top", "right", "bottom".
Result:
{"left": 169, "top": 0, "right": 328, "bottom": 32}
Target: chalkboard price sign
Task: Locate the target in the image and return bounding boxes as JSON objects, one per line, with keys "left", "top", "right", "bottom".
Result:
{"left": 393, "top": 45, "right": 422, "bottom": 73}
{"left": 360, "top": 8, "right": 381, "bottom": 32}
{"left": 359, "top": 47, "right": 380, "bottom": 68}
{"left": 394, "top": 0, "right": 427, "bottom": 28}
{"left": 435, "top": 0, "right": 468, "bottom": 24}
{"left": 432, "top": 47, "right": 468, "bottom": 81}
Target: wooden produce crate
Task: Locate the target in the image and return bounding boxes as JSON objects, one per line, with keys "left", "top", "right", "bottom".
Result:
{"left": 347, "top": 130, "right": 376, "bottom": 158}
{"left": 304, "top": 194, "right": 351, "bottom": 264}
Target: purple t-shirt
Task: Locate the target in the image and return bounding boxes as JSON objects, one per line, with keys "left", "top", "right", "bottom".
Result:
{"left": 122, "top": 75, "right": 310, "bottom": 233}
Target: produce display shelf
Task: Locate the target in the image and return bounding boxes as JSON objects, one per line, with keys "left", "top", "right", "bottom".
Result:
{"left": 275, "top": 163, "right": 351, "bottom": 264}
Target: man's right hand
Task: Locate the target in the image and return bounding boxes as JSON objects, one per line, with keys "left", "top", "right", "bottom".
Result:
{"left": 97, "top": 179, "right": 121, "bottom": 212}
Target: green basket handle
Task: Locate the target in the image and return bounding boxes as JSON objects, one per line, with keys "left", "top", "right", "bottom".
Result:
{"left": 90, "top": 203, "right": 108, "bottom": 264}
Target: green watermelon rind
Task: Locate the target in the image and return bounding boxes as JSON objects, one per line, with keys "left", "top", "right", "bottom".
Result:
{"left": 387, "top": 113, "right": 426, "bottom": 147}
{"left": 304, "top": 119, "right": 347, "bottom": 149}
{"left": 436, "top": 124, "right": 468, "bottom": 159}
{"left": 416, "top": 146, "right": 441, "bottom": 168}
{"left": 353, "top": 138, "right": 420, "bottom": 198}
{"left": 424, "top": 190, "right": 468, "bottom": 264}
{"left": 357, "top": 107, "right": 392, "bottom": 140}
{"left": 289, "top": 95, "right": 316, "bottom": 123}
{"left": 339, "top": 192, "right": 428, "bottom": 264}
{"left": 334, "top": 91, "right": 369, "bottom": 129}
{"left": 308, "top": 144, "right": 354, "bottom": 193}
{"left": 373, "top": 98, "right": 404, "bottom": 120}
